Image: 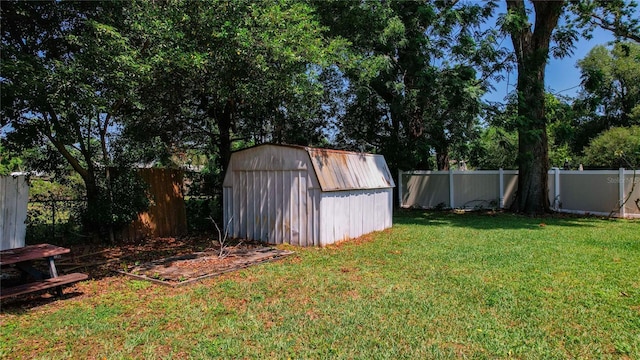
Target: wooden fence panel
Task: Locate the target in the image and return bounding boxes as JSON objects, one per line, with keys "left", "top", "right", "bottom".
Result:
{"left": 1, "top": 175, "right": 29, "bottom": 250}
{"left": 121, "top": 169, "right": 187, "bottom": 241}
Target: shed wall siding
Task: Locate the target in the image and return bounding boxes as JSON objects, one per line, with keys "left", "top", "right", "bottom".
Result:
{"left": 224, "top": 170, "right": 320, "bottom": 246}
{"left": 222, "top": 145, "right": 319, "bottom": 189}
{"left": 319, "top": 189, "right": 392, "bottom": 246}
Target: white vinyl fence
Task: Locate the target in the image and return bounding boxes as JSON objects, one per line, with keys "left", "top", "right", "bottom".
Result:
{"left": 1, "top": 175, "right": 29, "bottom": 250}
{"left": 399, "top": 168, "right": 640, "bottom": 219}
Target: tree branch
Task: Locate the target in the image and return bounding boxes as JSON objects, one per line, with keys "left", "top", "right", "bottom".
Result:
{"left": 44, "top": 103, "right": 91, "bottom": 180}
{"left": 100, "top": 98, "right": 125, "bottom": 163}
{"left": 506, "top": 0, "right": 530, "bottom": 65}
{"left": 590, "top": 13, "right": 640, "bottom": 43}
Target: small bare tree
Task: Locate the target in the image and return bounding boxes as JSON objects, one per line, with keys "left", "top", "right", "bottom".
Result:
{"left": 209, "top": 217, "right": 233, "bottom": 258}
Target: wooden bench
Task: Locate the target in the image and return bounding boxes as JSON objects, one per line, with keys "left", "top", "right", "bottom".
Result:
{"left": 1, "top": 244, "right": 88, "bottom": 300}
{"left": 0, "top": 273, "right": 88, "bottom": 300}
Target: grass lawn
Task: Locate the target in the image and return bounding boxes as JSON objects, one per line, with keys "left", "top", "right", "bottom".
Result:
{"left": 1, "top": 211, "right": 639, "bottom": 359}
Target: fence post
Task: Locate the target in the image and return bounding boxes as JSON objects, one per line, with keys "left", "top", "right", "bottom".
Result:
{"left": 449, "top": 168, "right": 455, "bottom": 208}
{"left": 499, "top": 168, "right": 504, "bottom": 209}
{"left": 619, "top": 168, "right": 626, "bottom": 218}
{"left": 398, "top": 170, "right": 404, "bottom": 208}
{"left": 553, "top": 167, "right": 561, "bottom": 210}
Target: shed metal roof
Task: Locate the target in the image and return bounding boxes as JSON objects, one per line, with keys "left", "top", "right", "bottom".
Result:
{"left": 225, "top": 144, "right": 395, "bottom": 191}
{"left": 305, "top": 147, "right": 395, "bottom": 191}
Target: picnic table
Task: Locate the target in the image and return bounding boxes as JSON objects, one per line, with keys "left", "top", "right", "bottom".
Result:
{"left": 0, "top": 244, "right": 88, "bottom": 300}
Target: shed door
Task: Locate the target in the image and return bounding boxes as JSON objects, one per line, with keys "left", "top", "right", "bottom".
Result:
{"left": 232, "top": 170, "right": 311, "bottom": 246}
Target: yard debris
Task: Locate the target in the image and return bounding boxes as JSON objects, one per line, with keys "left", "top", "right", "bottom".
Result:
{"left": 52, "top": 236, "right": 292, "bottom": 284}
{"left": 119, "top": 244, "right": 294, "bottom": 286}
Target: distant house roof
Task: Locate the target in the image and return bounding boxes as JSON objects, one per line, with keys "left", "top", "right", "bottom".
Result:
{"left": 9, "top": 171, "right": 47, "bottom": 177}
{"left": 224, "top": 144, "right": 395, "bottom": 192}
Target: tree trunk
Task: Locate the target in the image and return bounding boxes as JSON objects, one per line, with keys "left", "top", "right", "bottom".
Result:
{"left": 433, "top": 127, "right": 450, "bottom": 171}
{"left": 385, "top": 99, "right": 404, "bottom": 207}
{"left": 507, "top": 0, "right": 563, "bottom": 214}
{"left": 84, "top": 174, "right": 101, "bottom": 228}
{"left": 217, "top": 98, "right": 234, "bottom": 182}
{"left": 45, "top": 131, "right": 103, "bottom": 231}
{"left": 436, "top": 151, "right": 450, "bottom": 171}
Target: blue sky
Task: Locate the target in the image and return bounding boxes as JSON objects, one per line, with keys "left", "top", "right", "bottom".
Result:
{"left": 484, "top": 27, "right": 616, "bottom": 104}
{"left": 481, "top": 0, "right": 628, "bottom": 105}
{"left": 545, "top": 28, "right": 618, "bottom": 95}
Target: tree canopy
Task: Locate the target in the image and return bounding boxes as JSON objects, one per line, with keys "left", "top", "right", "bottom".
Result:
{"left": 123, "top": 0, "right": 346, "bottom": 181}
{"left": 573, "top": 42, "right": 640, "bottom": 153}
{"left": 1, "top": 1, "right": 150, "bottom": 235}
{"left": 2, "top": 0, "right": 640, "bottom": 228}
{"left": 315, "top": 0, "right": 506, "bottom": 171}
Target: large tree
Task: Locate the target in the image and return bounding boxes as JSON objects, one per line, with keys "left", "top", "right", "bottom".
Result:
{"left": 573, "top": 42, "right": 640, "bottom": 153}
{"left": 1, "top": 1, "right": 149, "bottom": 232}
{"left": 501, "top": 0, "right": 640, "bottom": 213}
{"left": 316, "top": 0, "right": 506, "bottom": 172}
{"left": 125, "top": 0, "right": 342, "bottom": 186}
{"left": 501, "top": 0, "right": 564, "bottom": 213}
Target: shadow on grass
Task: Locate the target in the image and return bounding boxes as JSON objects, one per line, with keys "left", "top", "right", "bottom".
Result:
{"left": 0, "top": 291, "right": 85, "bottom": 314}
{"left": 393, "top": 208, "right": 604, "bottom": 230}
{"left": 0, "top": 236, "right": 216, "bottom": 310}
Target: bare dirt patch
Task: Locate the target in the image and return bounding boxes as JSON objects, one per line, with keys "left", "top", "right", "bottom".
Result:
{"left": 120, "top": 244, "right": 294, "bottom": 286}
{"left": 0, "top": 237, "right": 293, "bottom": 309}
{"left": 56, "top": 236, "right": 217, "bottom": 279}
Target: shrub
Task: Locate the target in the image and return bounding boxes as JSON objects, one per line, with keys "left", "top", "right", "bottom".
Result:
{"left": 81, "top": 168, "right": 150, "bottom": 240}
{"left": 185, "top": 195, "right": 222, "bottom": 233}
{"left": 582, "top": 126, "right": 640, "bottom": 169}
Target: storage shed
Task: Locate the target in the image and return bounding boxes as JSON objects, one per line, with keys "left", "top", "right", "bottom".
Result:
{"left": 223, "top": 144, "right": 395, "bottom": 246}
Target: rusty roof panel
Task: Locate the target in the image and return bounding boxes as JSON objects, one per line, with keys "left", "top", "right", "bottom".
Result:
{"left": 306, "top": 148, "right": 395, "bottom": 191}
